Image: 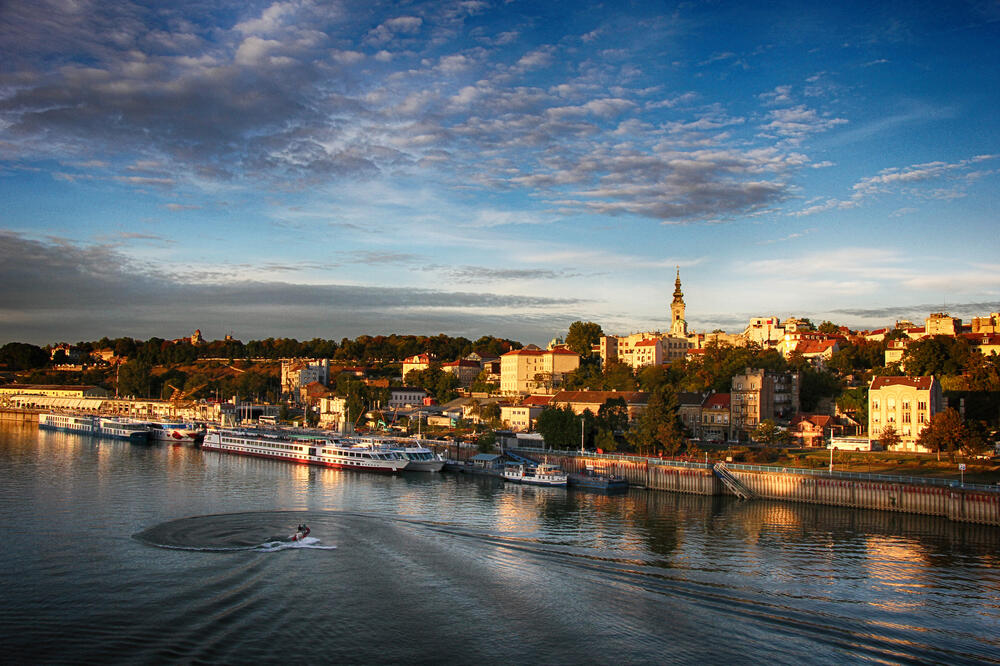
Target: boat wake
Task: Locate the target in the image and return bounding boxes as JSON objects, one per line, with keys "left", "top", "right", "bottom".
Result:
{"left": 133, "top": 511, "right": 337, "bottom": 553}
{"left": 255, "top": 536, "right": 336, "bottom": 552}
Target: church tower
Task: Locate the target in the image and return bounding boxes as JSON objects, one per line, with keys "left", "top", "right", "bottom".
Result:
{"left": 670, "top": 268, "right": 687, "bottom": 337}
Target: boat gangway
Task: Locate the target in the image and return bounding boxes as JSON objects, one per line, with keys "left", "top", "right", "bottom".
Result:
{"left": 713, "top": 462, "right": 756, "bottom": 500}
{"left": 503, "top": 450, "right": 538, "bottom": 467}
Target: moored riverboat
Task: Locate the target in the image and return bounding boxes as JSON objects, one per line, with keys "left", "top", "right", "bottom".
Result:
{"left": 568, "top": 466, "right": 628, "bottom": 492}
{"left": 38, "top": 412, "right": 97, "bottom": 435}
{"left": 144, "top": 420, "right": 206, "bottom": 444}
{"left": 503, "top": 462, "right": 568, "bottom": 487}
{"left": 202, "top": 428, "right": 410, "bottom": 473}
{"left": 98, "top": 417, "right": 152, "bottom": 443}
{"left": 392, "top": 443, "right": 445, "bottom": 472}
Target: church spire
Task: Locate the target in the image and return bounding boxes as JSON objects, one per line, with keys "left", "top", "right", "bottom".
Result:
{"left": 670, "top": 267, "right": 687, "bottom": 337}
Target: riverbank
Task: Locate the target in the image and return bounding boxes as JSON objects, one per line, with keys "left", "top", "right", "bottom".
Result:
{"left": 519, "top": 448, "right": 1000, "bottom": 527}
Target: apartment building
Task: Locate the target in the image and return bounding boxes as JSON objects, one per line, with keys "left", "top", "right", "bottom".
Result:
{"left": 729, "top": 368, "right": 800, "bottom": 441}
{"left": 700, "top": 393, "right": 731, "bottom": 442}
{"left": 868, "top": 376, "right": 943, "bottom": 452}
{"left": 280, "top": 358, "right": 330, "bottom": 401}
{"left": 499, "top": 345, "right": 580, "bottom": 395}
{"left": 442, "top": 359, "right": 481, "bottom": 387}
{"left": 402, "top": 353, "right": 435, "bottom": 377}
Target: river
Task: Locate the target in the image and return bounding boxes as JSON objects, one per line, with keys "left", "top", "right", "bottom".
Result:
{"left": 1, "top": 421, "right": 998, "bottom": 664}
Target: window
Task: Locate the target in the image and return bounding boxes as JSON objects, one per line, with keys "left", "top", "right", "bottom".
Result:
{"left": 872, "top": 400, "right": 880, "bottom": 410}
{"left": 918, "top": 401, "right": 927, "bottom": 412}
{"left": 903, "top": 412, "right": 911, "bottom": 423}
{"left": 919, "top": 413, "right": 926, "bottom": 424}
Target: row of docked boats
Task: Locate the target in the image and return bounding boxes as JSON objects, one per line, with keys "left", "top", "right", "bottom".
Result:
{"left": 38, "top": 412, "right": 205, "bottom": 444}
{"left": 201, "top": 428, "right": 444, "bottom": 473}
{"left": 38, "top": 413, "right": 623, "bottom": 490}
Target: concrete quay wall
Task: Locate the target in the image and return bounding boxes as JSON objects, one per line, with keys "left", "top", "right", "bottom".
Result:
{"left": 527, "top": 451, "right": 999, "bottom": 526}
{"left": 0, "top": 408, "right": 39, "bottom": 423}
{"left": 727, "top": 468, "right": 1000, "bottom": 526}
{"left": 545, "top": 453, "right": 717, "bottom": 495}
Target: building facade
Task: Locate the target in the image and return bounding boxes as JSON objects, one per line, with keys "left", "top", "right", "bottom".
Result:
{"left": 729, "top": 368, "right": 800, "bottom": 441}
{"left": 868, "top": 376, "right": 943, "bottom": 453}
{"left": 499, "top": 346, "right": 580, "bottom": 395}
{"left": 280, "top": 359, "right": 330, "bottom": 402}
{"left": 441, "top": 359, "right": 481, "bottom": 387}
{"left": 699, "top": 393, "right": 731, "bottom": 442}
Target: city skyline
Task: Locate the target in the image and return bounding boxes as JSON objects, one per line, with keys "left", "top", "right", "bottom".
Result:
{"left": 2, "top": 1, "right": 998, "bottom": 346}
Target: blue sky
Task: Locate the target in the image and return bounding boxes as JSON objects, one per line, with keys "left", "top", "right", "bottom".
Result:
{"left": 1, "top": 0, "right": 998, "bottom": 346}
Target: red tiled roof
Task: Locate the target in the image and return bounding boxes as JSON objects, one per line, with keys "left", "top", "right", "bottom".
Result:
{"left": 403, "top": 353, "right": 434, "bottom": 363}
{"left": 634, "top": 339, "right": 659, "bottom": 347}
{"left": 795, "top": 340, "right": 838, "bottom": 355}
{"left": 870, "top": 376, "right": 935, "bottom": 390}
{"left": 443, "top": 359, "right": 480, "bottom": 367}
{"left": 792, "top": 413, "right": 833, "bottom": 428}
{"left": 702, "top": 393, "right": 730, "bottom": 409}
{"left": 521, "top": 395, "right": 554, "bottom": 406}
{"left": 962, "top": 333, "right": 1000, "bottom": 344}
{"left": 502, "top": 347, "right": 578, "bottom": 356}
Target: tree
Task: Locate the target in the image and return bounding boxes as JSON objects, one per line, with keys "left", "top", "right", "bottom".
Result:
{"left": 117, "top": 360, "right": 152, "bottom": 398}
{"left": 878, "top": 424, "right": 901, "bottom": 451}
{"left": 470, "top": 369, "right": 498, "bottom": 394}
{"left": 564, "top": 359, "right": 604, "bottom": 390}
{"left": 917, "top": 408, "right": 969, "bottom": 461}
{"left": 535, "top": 405, "right": 580, "bottom": 449}
{"left": 604, "top": 362, "right": 638, "bottom": 391}
{"left": 837, "top": 386, "right": 869, "bottom": 425}
{"left": 598, "top": 397, "right": 630, "bottom": 434}
{"left": 818, "top": 321, "right": 840, "bottom": 335}
{"left": 751, "top": 419, "right": 790, "bottom": 446}
{"left": 0, "top": 342, "right": 48, "bottom": 371}
{"left": 627, "top": 386, "right": 686, "bottom": 456}
{"left": 476, "top": 430, "right": 496, "bottom": 453}
{"left": 798, "top": 367, "right": 841, "bottom": 412}
{"left": 594, "top": 427, "right": 618, "bottom": 452}
{"left": 902, "top": 336, "right": 972, "bottom": 377}
{"left": 565, "top": 321, "right": 603, "bottom": 358}
{"left": 479, "top": 402, "right": 501, "bottom": 428}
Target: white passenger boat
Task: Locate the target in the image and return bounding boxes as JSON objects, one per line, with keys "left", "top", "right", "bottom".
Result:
{"left": 144, "top": 421, "right": 206, "bottom": 444}
{"left": 98, "top": 417, "right": 152, "bottom": 443}
{"left": 38, "top": 412, "right": 97, "bottom": 435}
{"left": 392, "top": 444, "right": 445, "bottom": 472}
{"left": 202, "top": 428, "right": 410, "bottom": 473}
{"left": 503, "top": 462, "right": 568, "bottom": 487}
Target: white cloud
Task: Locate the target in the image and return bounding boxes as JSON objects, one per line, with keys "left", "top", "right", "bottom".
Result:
{"left": 758, "top": 85, "right": 793, "bottom": 105}
{"left": 758, "top": 105, "right": 847, "bottom": 141}
{"left": 234, "top": 2, "right": 297, "bottom": 35}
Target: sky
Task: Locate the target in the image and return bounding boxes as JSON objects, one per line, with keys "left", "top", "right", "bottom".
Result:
{"left": 1, "top": 0, "right": 999, "bottom": 347}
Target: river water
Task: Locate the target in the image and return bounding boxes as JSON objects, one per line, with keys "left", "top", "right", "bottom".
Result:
{"left": 2, "top": 421, "right": 999, "bottom": 664}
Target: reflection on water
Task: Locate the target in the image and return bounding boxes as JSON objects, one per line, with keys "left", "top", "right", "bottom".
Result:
{"left": 1, "top": 422, "right": 999, "bottom": 663}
